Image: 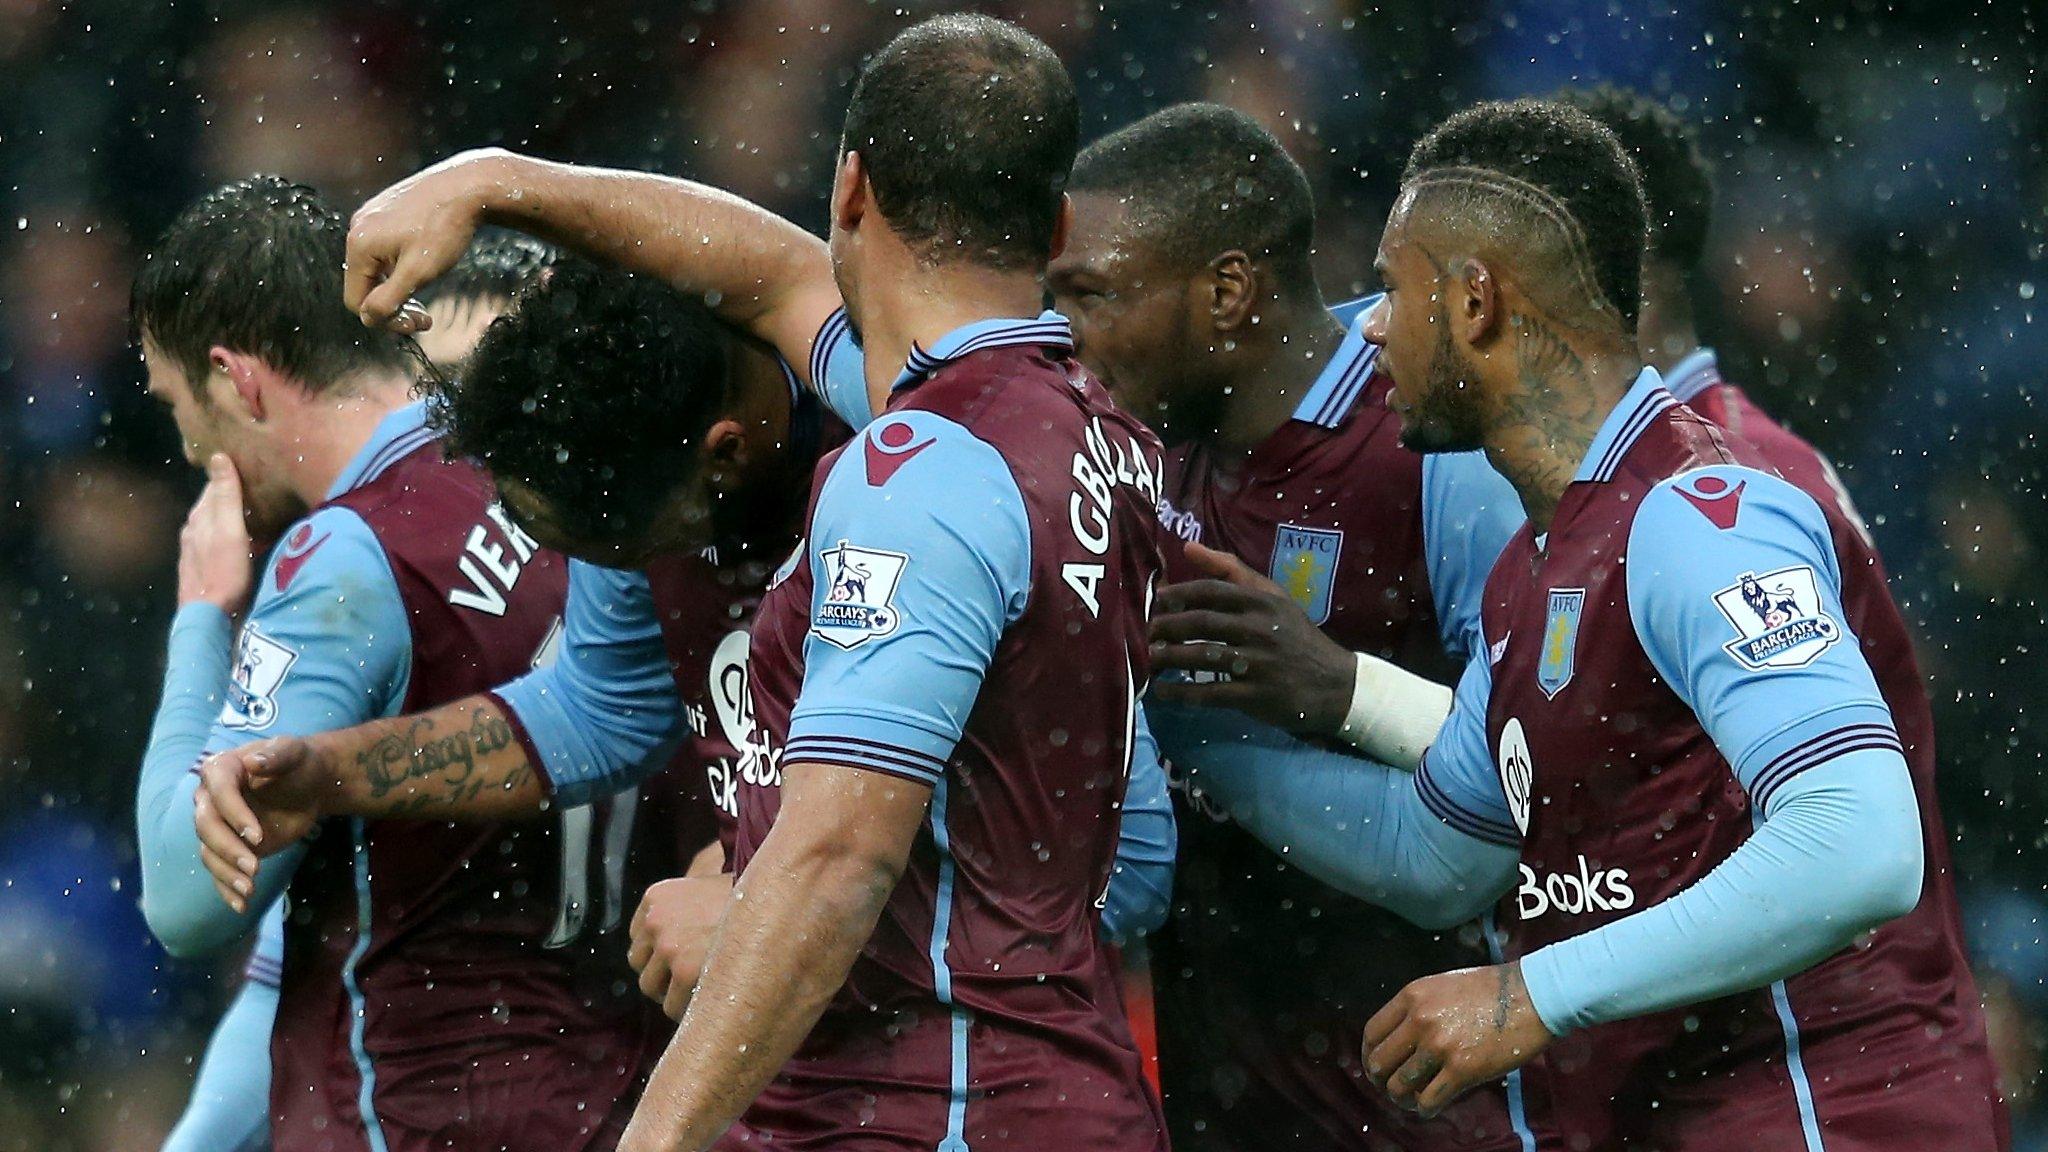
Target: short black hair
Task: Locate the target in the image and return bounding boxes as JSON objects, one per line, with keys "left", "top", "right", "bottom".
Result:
{"left": 132, "top": 175, "right": 410, "bottom": 392}
{"left": 435, "top": 260, "right": 733, "bottom": 546}
{"left": 416, "top": 230, "right": 559, "bottom": 309}
{"left": 1403, "top": 100, "right": 1648, "bottom": 329}
{"left": 841, "top": 14, "right": 1079, "bottom": 270}
{"left": 1071, "top": 102, "right": 1318, "bottom": 288}
{"left": 1550, "top": 86, "right": 1713, "bottom": 271}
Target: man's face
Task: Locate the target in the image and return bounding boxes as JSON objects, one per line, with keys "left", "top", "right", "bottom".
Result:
{"left": 1050, "top": 193, "right": 1208, "bottom": 445}
{"left": 1365, "top": 207, "right": 1488, "bottom": 455}
{"left": 142, "top": 338, "right": 303, "bottom": 536}
{"left": 496, "top": 475, "right": 712, "bottom": 570}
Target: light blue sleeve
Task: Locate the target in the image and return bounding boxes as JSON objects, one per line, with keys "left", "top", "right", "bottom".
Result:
{"left": 1327, "top": 293, "right": 1383, "bottom": 329}
{"left": 162, "top": 968, "right": 277, "bottom": 1152}
{"left": 1626, "top": 465, "right": 1899, "bottom": 801}
{"left": 491, "top": 561, "right": 685, "bottom": 808}
{"left": 1516, "top": 466, "right": 1922, "bottom": 1034}
{"left": 1420, "top": 452, "right": 1524, "bottom": 661}
{"left": 1148, "top": 695, "right": 1519, "bottom": 929}
{"left": 806, "top": 307, "right": 874, "bottom": 430}
{"left": 785, "top": 411, "right": 1030, "bottom": 784}
{"left": 1410, "top": 651, "right": 1522, "bottom": 848}
{"left": 1099, "top": 709, "right": 1175, "bottom": 943}
{"left": 139, "top": 506, "right": 410, "bottom": 958}
{"left": 1520, "top": 747, "right": 1921, "bottom": 1034}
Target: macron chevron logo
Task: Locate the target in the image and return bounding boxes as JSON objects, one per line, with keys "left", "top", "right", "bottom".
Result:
{"left": 864, "top": 421, "right": 935, "bottom": 487}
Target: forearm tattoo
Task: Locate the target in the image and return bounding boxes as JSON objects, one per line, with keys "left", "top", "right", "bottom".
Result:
{"left": 356, "top": 707, "right": 530, "bottom": 816}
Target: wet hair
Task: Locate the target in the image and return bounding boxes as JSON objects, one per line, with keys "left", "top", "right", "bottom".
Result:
{"left": 1402, "top": 99, "right": 1649, "bottom": 330}
{"left": 132, "top": 175, "right": 410, "bottom": 392}
{"left": 1550, "top": 86, "right": 1713, "bottom": 271}
{"left": 415, "top": 230, "right": 559, "bottom": 310}
{"left": 1071, "top": 102, "right": 1318, "bottom": 290}
{"left": 433, "top": 260, "right": 733, "bottom": 546}
{"left": 840, "top": 14, "right": 1079, "bottom": 270}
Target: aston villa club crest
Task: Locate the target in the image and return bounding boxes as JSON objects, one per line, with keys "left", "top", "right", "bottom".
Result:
{"left": 1269, "top": 523, "right": 1343, "bottom": 626}
{"left": 1711, "top": 565, "right": 1841, "bottom": 670}
{"left": 812, "top": 540, "right": 909, "bottom": 650}
{"left": 1538, "top": 588, "right": 1585, "bottom": 699}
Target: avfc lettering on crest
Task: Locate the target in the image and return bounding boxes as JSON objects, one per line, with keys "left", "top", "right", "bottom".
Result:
{"left": 1269, "top": 524, "right": 1342, "bottom": 626}
{"left": 1710, "top": 565, "right": 1841, "bottom": 670}
{"left": 812, "top": 540, "right": 909, "bottom": 650}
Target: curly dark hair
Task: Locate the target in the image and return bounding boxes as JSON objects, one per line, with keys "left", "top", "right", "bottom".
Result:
{"left": 1404, "top": 99, "right": 1649, "bottom": 330}
{"left": 1551, "top": 86, "right": 1713, "bottom": 272}
{"left": 1072, "top": 102, "right": 1318, "bottom": 292}
{"left": 433, "top": 260, "right": 733, "bottom": 546}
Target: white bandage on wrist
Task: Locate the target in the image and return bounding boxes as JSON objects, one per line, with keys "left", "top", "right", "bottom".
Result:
{"left": 1335, "top": 651, "right": 1455, "bottom": 772}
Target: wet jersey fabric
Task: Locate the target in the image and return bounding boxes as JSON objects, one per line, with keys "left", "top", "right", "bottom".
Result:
{"left": 1415, "top": 370, "right": 2005, "bottom": 1151}
{"left": 729, "top": 314, "right": 1172, "bottom": 1151}
{"left": 1149, "top": 300, "right": 1526, "bottom": 1152}
{"left": 213, "top": 406, "right": 671, "bottom": 1152}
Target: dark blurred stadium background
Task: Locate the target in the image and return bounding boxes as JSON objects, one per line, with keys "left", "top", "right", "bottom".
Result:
{"left": 0, "top": 1, "right": 2040, "bottom": 1148}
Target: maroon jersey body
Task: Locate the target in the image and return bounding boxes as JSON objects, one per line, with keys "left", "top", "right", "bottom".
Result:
{"left": 728, "top": 335, "right": 1170, "bottom": 1151}
{"left": 1468, "top": 383, "right": 2002, "bottom": 1151}
{"left": 272, "top": 436, "right": 672, "bottom": 1152}
{"left": 1151, "top": 360, "right": 1523, "bottom": 1152}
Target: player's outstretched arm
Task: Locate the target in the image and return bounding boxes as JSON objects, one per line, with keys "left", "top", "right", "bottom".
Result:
{"left": 619, "top": 763, "right": 928, "bottom": 1152}
{"left": 1150, "top": 544, "right": 1453, "bottom": 768}
{"left": 198, "top": 560, "right": 687, "bottom": 908}
{"left": 344, "top": 149, "right": 841, "bottom": 387}
{"left": 1148, "top": 669, "right": 1518, "bottom": 930}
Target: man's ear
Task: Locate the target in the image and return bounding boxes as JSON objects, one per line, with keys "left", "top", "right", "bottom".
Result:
{"left": 209, "top": 346, "right": 268, "bottom": 421}
{"left": 1453, "top": 257, "right": 1504, "bottom": 346}
{"left": 1209, "top": 251, "right": 1257, "bottom": 333}
{"left": 1047, "top": 194, "right": 1073, "bottom": 262}
{"left": 831, "top": 150, "right": 867, "bottom": 234}
{"left": 699, "top": 417, "right": 750, "bottom": 494}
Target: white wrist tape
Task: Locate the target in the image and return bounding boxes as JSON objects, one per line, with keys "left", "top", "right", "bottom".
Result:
{"left": 1335, "top": 651, "right": 1455, "bottom": 772}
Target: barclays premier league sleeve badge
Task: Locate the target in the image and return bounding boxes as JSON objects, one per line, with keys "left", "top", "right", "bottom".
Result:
{"left": 1710, "top": 565, "right": 1841, "bottom": 670}
{"left": 812, "top": 540, "right": 909, "bottom": 650}
{"left": 221, "top": 627, "right": 301, "bottom": 730}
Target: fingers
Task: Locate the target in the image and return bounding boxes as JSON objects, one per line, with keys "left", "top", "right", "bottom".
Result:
{"left": 342, "top": 242, "right": 388, "bottom": 320}
{"left": 199, "top": 839, "right": 249, "bottom": 913}
{"left": 1413, "top": 1062, "right": 1476, "bottom": 1119}
{"left": 1145, "top": 677, "right": 1261, "bottom": 713}
{"left": 1149, "top": 640, "right": 1253, "bottom": 677}
{"left": 201, "top": 753, "right": 265, "bottom": 849}
{"left": 1154, "top": 578, "right": 1268, "bottom": 618}
{"left": 1184, "top": 541, "right": 1272, "bottom": 590}
{"left": 241, "top": 738, "right": 308, "bottom": 782}
{"left": 1149, "top": 607, "right": 1261, "bottom": 648}
{"left": 1383, "top": 1045, "right": 1445, "bottom": 1112}
{"left": 1363, "top": 1012, "right": 1421, "bottom": 1089}
{"left": 636, "top": 947, "right": 673, "bottom": 1011}
{"left": 662, "top": 968, "right": 696, "bottom": 1022}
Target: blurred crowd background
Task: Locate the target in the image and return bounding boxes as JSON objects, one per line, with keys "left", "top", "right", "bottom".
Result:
{"left": 0, "top": 0, "right": 2040, "bottom": 1148}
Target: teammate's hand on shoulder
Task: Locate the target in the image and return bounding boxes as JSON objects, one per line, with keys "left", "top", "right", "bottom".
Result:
{"left": 178, "top": 454, "right": 256, "bottom": 616}
{"left": 628, "top": 874, "right": 735, "bottom": 1021}
{"left": 1148, "top": 541, "right": 1356, "bottom": 735}
{"left": 194, "top": 735, "right": 326, "bottom": 913}
{"left": 1363, "top": 962, "right": 1553, "bottom": 1118}
{"left": 346, "top": 147, "right": 519, "bottom": 330}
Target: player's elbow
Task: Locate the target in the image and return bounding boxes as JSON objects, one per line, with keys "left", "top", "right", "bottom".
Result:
{"left": 142, "top": 884, "right": 243, "bottom": 960}
{"left": 1850, "top": 826, "right": 1925, "bottom": 929}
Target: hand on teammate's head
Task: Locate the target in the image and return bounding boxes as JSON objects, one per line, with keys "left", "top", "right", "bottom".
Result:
{"left": 345, "top": 149, "right": 516, "bottom": 330}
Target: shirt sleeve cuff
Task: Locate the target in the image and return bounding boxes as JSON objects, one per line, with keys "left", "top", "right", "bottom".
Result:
{"left": 785, "top": 705, "right": 957, "bottom": 788}
{"left": 1734, "top": 701, "right": 1900, "bottom": 813}
{"left": 1414, "top": 750, "right": 1521, "bottom": 848}
{"left": 483, "top": 689, "right": 558, "bottom": 802}
{"left": 1517, "top": 943, "right": 1586, "bottom": 1037}
{"left": 489, "top": 677, "right": 607, "bottom": 808}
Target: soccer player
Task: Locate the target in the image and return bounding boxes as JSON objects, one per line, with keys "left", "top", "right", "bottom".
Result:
{"left": 148, "top": 230, "right": 551, "bottom": 1152}
{"left": 1048, "top": 103, "right": 1526, "bottom": 1152}
{"left": 218, "top": 17, "right": 1174, "bottom": 1150}
{"left": 128, "top": 176, "right": 681, "bottom": 1152}
{"left": 1158, "top": 100, "right": 2005, "bottom": 1150}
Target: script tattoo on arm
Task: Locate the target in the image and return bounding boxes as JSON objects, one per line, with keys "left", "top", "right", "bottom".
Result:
{"left": 332, "top": 698, "right": 546, "bottom": 821}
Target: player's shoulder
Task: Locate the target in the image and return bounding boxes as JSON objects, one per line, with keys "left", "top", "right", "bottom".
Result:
{"left": 823, "top": 408, "right": 1022, "bottom": 513}
{"left": 254, "top": 504, "right": 394, "bottom": 609}
{"left": 1627, "top": 463, "right": 1838, "bottom": 603}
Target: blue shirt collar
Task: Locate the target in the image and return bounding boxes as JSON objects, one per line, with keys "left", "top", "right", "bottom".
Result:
{"left": 1662, "top": 347, "right": 1721, "bottom": 403}
{"left": 325, "top": 401, "right": 436, "bottom": 500}
{"left": 1290, "top": 306, "right": 1382, "bottom": 428}
{"left": 1573, "top": 367, "right": 1676, "bottom": 484}
{"left": 892, "top": 311, "right": 1075, "bottom": 391}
